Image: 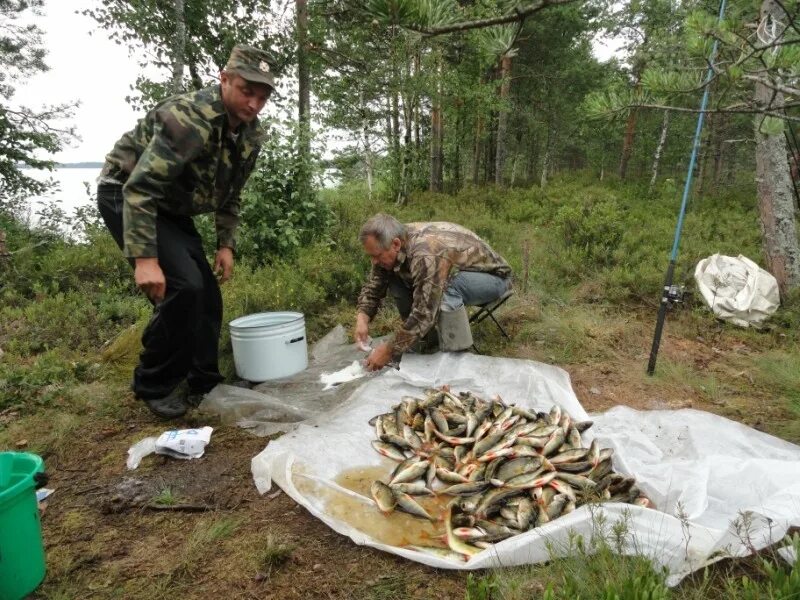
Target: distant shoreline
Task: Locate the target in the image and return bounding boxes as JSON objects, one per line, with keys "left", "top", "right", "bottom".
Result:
{"left": 18, "top": 162, "right": 103, "bottom": 169}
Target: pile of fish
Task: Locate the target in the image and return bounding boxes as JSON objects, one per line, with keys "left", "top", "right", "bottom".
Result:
{"left": 368, "top": 387, "right": 652, "bottom": 561}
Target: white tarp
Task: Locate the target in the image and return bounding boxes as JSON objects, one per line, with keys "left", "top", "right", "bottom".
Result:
{"left": 250, "top": 352, "right": 800, "bottom": 586}
{"left": 694, "top": 253, "right": 780, "bottom": 327}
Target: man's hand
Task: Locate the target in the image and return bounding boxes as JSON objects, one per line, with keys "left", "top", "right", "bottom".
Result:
{"left": 215, "top": 247, "right": 234, "bottom": 282}
{"left": 134, "top": 257, "right": 166, "bottom": 303}
{"left": 365, "top": 342, "right": 393, "bottom": 371}
{"left": 354, "top": 312, "right": 371, "bottom": 349}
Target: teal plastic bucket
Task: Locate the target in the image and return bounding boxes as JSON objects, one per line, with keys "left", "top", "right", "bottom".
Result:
{"left": 0, "top": 452, "right": 46, "bottom": 600}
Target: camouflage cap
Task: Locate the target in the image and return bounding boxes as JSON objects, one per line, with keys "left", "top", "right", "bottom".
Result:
{"left": 225, "top": 44, "right": 276, "bottom": 89}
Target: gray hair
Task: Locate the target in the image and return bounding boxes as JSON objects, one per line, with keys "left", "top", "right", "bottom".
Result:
{"left": 359, "top": 213, "right": 407, "bottom": 249}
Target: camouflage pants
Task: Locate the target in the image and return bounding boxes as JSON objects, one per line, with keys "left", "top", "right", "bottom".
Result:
{"left": 97, "top": 183, "right": 224, "bottom": 400}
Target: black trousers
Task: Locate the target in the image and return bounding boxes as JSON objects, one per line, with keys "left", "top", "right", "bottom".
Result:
{"left": 97, "top": 183, "right": 224, "bottom": 400}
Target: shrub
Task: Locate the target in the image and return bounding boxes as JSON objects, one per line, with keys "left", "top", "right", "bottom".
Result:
{"left": 554, "top": 198, "right": 625, "bottom": 267}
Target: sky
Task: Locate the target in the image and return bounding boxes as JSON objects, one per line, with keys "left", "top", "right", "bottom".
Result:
{"left": 13, "top": 1, "right": 624, "bottom": 164}
{"left": 13, "top": 2, "right": 143, "bottom": 163}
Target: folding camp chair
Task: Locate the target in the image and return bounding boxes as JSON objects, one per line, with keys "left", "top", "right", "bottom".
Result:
{"left": 469, "top": 289, "right": 514, "bottom": 352}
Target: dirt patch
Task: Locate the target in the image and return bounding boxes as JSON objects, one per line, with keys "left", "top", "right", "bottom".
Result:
{"left": 34, "top": 398, "right": 469, "bottom": 599}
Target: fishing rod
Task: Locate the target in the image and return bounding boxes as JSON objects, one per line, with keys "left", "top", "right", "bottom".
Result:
{"left": 646, "top": 0, "right": 728, "bottom": 376}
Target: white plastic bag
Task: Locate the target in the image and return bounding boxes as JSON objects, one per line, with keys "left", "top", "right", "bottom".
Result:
{"left": 694, "top": 253, "right": 780, "bottom": 327}
{"left": 126, "top": 426, "right": 213, "bottom": 469}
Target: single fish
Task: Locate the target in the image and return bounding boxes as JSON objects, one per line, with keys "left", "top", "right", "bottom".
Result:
{"left": 371, "top": 440, "right": 406, "bottom": 462}
{"left": 495, "top": 457, "right": 544, "bottom": 482}
{"left": 436, "top": 466, "right": 470, "bottom": 484}
{"left": 403, "top": 424, "right": 423, "bottom": 450}
{"left": 548, "top": 405, "right": 562, "bottom": 426}
{"left": 517, "top": 497, "right": 535, "bottom": 529}
{"left": 370, "top": 480, "right": 397, "bottom": 514}
{"left": 542, "top": 428, "right": 566, "bottom": 457}
{"left": 473, "top": 429, "right": 506, "bottom": 456}
{"left": 391, "top": 481, "right": 435, "bottom": 496}
{"left": 475, "top": 487, "right": 525, "bottom": 517}
{"left": 441, "top": 481, "right": 490, "bottom": 496}
{"left": 433, "top": 429, "right": 475, "bottom": 446}
{"left": 394, "top": 491, "right": 435, "bottom": 521}
{"left": 452, "top": 526, "right": 488, "bottom": 541}
{"left": 556, "top": 460, "right": 593, "bottom": 474}
{"left": 445, "top": 507, "right": 483, "bottom": 558}
{"left": 555, "top": 472, "right": 596, "bottom": 490}
{"left": 549, "top": 448, "right": 589, "bottom": 464}
{"left": 546, "top": 493, "right": 570, "bottom": 519}
{"left": 390, "top": 459, "right": 429, "bottom": 484}
{"left": 505, "top": 470, "right": 556, "bottom": 490}
{"left": 549, "top": 479, "right": 577, "bottom": 502}
{"left": 511, "top": 406, "right": 539, "bottom": 421}
{"left": 411, "top": 412, "right": 425, "bottom": 431}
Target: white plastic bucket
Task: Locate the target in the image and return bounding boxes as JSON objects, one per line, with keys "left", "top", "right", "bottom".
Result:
{"left": 229, "top": 312, "right": 308, "bottom": 382}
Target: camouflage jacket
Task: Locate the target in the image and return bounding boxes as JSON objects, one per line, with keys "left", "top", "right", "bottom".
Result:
{"left": 100, "top": 85, "right": 262, "bottom": 258}
{"left": 357, "top": 222, "right": 512, "bottom": 356}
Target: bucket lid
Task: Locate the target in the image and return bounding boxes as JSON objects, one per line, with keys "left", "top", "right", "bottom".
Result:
{"left": 229, "top": 311, "right": 305, "bottom": 330}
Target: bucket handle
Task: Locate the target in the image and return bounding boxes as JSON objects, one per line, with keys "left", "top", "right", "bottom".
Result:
{"left": 286, "top": 336, "right": 305, "bottom": 345}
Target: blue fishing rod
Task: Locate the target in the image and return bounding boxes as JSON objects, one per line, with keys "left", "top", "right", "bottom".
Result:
{"left": 647, "top": 0, "right": 728, "bottom": 376}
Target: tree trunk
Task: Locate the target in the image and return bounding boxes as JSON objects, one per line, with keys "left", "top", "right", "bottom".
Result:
{"left": 648, "top": 110, "right": 670, "bottom": 195}
{"left": 402, "top": 87, "right": 413, "bottom": 200}
{"left": 484, "top": 116, "right": 495, "bottom": 183}
{"left": 360, "top": 91, "right": 374, "bottom": 200}
{"left": 296, "top": 0, "right": 312, "bottom": 198}
{"left": 524, "top": 131, "right": 537, "bottom": 184}
{"left": 754, "top": 0, "right": 800, "bottom": 295}
{"left": 429, "top": 51, "right": 443, "bottom": 192}
{"left": 495, "top": 53, "right": 512, "bottom": 187}
{"left": 472, "top": 115, "right": 484, "bottom": 185}
{"left": 171, "top": 0, "right": 186, "bottom": 94}
{"left": 696, "top": 114, "right": 714, "bottom": 195}
{"left": 618, "top": 107, "right": 638, "bottom": 180}
{"left": 540, "top": 124, "right": 554, "bottom": 188}
{"left": 510, "top": 152, "right": 520, "bottom": 186}
{"left": 712, "top": 116, "right": 726, "bottom": 189}
{"left": 414, "top": 52, "right": 421, "bottom": 149}
{"left": 453, "top": 102, "right": 463, "bottom": 191}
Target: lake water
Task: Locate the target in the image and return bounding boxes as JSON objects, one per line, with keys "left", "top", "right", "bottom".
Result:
{"left": 20, "top": 165, "right": 341, "bottom": 227}
{"left": 23, "top": 167, "right": 100, "bottom": 224}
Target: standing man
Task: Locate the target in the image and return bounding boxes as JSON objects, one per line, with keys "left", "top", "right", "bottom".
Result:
{"left": 97, "top": 45, "right": 276, "bottom": 419}
{"left": 355, "top": 214, "right": 512, "bottom": 371}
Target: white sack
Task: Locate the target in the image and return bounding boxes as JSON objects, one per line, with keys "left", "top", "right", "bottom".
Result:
{"left": 694, "top": 253, "right": 780, "bottom": 327}
{"left": 251, "top": 353, "right": 800, "bottom": 586}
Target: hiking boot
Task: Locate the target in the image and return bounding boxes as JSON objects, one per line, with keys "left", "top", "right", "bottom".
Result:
{"left": 142, "top": 387, "right": 189, "bottom": 419}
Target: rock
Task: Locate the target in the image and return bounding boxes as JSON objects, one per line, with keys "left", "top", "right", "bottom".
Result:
{"left": 589, "top": 387, "right": 601, "bottom": 396}
{"left": 312, "top": 563, "right": 322, "bottom": 571}
{"left": 15, "top": 439, "right": 28, "bottom": 449}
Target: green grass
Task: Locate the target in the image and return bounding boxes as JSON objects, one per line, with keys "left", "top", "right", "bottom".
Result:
{"left": 152, "top": 487, "right": 178, "bottom": 506}
{"left": 467, "top": 524, "right": 800, "bottom": 600}
{"left": 256, "top": 534, "right": 295, "bottom": 574}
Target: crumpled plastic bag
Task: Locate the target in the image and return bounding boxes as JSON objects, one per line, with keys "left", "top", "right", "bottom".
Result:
{"left": 200, "top": 325, "right": 385, "bottom": 436}
{"left": 694, "top": 253, "right": 780, "bottom": 327}
{"left": 126, "top": 426, "right": 214, "bottom": 469}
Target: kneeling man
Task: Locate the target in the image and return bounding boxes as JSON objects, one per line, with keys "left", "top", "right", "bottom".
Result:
{"left": 354, "top": 214, "right": 512, "bottom": 371}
